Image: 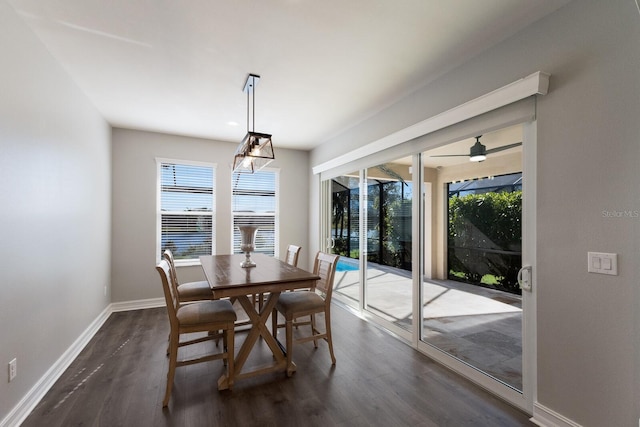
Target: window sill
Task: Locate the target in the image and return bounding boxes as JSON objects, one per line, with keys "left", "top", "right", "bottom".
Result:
{"left": 174, "top": 259, "right": 202, "bottom": 268}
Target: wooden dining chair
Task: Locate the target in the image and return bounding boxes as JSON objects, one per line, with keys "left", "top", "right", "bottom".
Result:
{"left": 283, "top": 244, "right": 311, "bottom": 328}
{"left": 284, "top": 244, "right": 301, "bottom": 267}
{"left": 255, "top": 244, "right": 302, "bottom": 310}
{"left": 272, "top": 251, "right": 340, "bottom": 374}
{"left": 156, "top": 259, "right": 236, "bottom": 407}
{"left": 163, "top": 249, "right": 215, "bottom": 302}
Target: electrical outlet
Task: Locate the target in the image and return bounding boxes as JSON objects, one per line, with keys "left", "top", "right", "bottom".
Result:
{"left": 8, "top": 358, "right": 16, "bottom": 382}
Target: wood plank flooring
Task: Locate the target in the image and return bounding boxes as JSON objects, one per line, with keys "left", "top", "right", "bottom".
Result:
{"left": 22, "top": 304, "right": 533, "bottom": 426}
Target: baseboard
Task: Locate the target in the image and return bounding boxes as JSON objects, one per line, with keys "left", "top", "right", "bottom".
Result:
{"left": 0, "top": 305, "right": 112, "bottom": 427}
{"left": 531, "top": 402, "right": 583, "bottom": 427}
{"left": 0, "top": 298, "right": 165, "bottom": 427}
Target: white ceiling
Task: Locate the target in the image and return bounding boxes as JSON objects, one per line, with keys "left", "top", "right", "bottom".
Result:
{"left": 8, "top": 0, "right": 568, "bottom": 150}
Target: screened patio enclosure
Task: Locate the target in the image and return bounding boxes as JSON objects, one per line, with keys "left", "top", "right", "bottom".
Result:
{"left": 331, "top": 170, "right": 523, "bottom": 293}
{"left": 328, "top": 162, "right": 414, "bottom": 339}
{"left": 331, "top": 169, "right": 412, "bottom": 272}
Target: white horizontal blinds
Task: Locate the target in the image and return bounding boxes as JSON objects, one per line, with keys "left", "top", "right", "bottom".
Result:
{"left": 232, "top": 170, "right": 277, "bottom": 256}
{"left": 160, "top": 162, "right": 215, "bottom": 261}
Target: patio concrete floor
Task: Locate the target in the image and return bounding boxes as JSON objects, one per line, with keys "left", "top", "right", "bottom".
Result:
{"left": 333, "top": 263, "right": 523, "bottom": 391}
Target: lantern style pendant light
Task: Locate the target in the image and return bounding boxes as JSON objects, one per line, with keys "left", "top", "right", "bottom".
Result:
{"left": 232, "top": 73, "right": 275, "bottom": 173}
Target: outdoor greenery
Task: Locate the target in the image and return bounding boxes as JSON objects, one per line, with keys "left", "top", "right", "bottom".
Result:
{"left": 332, "top": 188, "right": 351, "bottom": 254}
{"left": 448, "top": 190, "right": 522, "bottom": 294}
{"left": 367, "top": 181, "right": 412, "bottom": 270}
{"left": 332, "top": 179, "right": 411, "bottom": 271}
{"left": 163, "top": 237, "right": 212, "bottom": 260}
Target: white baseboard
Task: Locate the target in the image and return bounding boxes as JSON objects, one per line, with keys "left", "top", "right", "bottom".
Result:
{"left": 0, "top": 298, "right": 165, "bottom": 427}
{"left": 0, "top": 305, "right": 111, "bottom": 427}
{"left": 531, "top": 402, "right": 582, "bottom": 427}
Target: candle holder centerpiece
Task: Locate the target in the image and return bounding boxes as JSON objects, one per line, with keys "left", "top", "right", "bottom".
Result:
{"left": 238, "top": 225, "right": 259, "bottom": 268}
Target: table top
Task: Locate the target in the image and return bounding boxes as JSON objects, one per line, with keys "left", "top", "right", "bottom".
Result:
{"left": 200, "top": 254, "right": 320, "bottom": 298}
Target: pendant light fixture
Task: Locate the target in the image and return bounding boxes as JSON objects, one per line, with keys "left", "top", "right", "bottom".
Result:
{"left": 232, "top": 73, "right": 275, "bottom": 173}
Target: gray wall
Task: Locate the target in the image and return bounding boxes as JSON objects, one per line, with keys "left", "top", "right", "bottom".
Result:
{"left": 310, "top": 0, "right": 640, "bottom": 425}
{"left": 0, "top": 0, "right": 111, "bottom": 420}
{"left": 111, "top": 128, "right": 311, "bottom": 303}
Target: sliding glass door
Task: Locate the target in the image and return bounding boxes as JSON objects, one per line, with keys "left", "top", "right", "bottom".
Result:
{"left": 417, "top": 124, "right": 533, "bottom": 409}
{"left": 320, "top": 122, "right": 534, "bottom": 411}
{"left": 329, "top": 173, "right": 361, "bottom": 310}
{"left": 326, "top": 158, "right": 414, "bottom": 337}
{"left": 363, "top": 163, "right": 413, "bottom": 334}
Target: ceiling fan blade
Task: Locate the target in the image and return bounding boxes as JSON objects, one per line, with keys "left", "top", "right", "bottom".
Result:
{"left": 485, "top": 142, "right": 522, "bottom": 154}
{"left": 429, "top": 154, "right": 470, "bottom": 157}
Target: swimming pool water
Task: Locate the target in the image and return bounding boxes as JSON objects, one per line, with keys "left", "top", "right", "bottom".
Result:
{"left": 336, "top": 259, "right": 359, "bottom": 272}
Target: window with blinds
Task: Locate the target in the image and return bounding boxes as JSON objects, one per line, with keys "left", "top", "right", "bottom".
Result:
{"left": 232, "top": 169, "right": 278, "bottom": 257}
{"left": 158, "top": 160, "right": 215, "bottom": 263}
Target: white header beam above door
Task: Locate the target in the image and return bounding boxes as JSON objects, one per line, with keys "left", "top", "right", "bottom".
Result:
{"left": 312, "top": 71, "right": 550, "bottom": 175}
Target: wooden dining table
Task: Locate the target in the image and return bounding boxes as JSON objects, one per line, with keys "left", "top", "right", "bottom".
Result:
{"left": 200, "top": 253, "right": 320, "bottom": 390}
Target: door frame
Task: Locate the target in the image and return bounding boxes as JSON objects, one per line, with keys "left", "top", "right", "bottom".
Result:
{"left": 316, "top": 74, "right": 548, "bottom": 414}
{"left": 320, "top": 121, "right": 537, "bottom": 413}
{"left": 414, "top": 120, "right": 536, "bottom": 413}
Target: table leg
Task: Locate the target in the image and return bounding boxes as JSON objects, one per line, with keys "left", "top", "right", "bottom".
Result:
{"left": 217, "top": 291, "right": 295, "bottom": 390}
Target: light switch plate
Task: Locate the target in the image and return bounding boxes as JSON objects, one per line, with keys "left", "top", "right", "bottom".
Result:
{"left": 588, "top": 252, "right": 618, "bottom": 275}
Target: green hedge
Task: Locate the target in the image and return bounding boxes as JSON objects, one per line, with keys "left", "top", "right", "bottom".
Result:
{"left": 448, "top": 191, "right": 522, "bottom": 294}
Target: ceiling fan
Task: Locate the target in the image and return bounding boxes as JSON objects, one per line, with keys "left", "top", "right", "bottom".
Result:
{"left": 430, "top": 135, "right": 522, "bottom": 162}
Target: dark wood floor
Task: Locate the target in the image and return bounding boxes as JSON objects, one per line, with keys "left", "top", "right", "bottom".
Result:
{"left": 22, "top": 304, "right": 533, "bottom": 426}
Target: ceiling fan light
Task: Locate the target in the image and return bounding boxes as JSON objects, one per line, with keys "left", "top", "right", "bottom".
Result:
{"left": 469, "top": 137, "right": 486, "bottom": 162}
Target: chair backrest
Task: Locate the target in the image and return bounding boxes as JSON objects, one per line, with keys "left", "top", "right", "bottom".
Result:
{"left": 163, "top": 248, "right": 175, "bottom": 265}
{"left": 285, "top": 245, "right": 301, "bottom": 267}
{"left": 156, "top": 259, "right": 180, "bottom": 329}
{"left": 162, "top": 249, "right": 180, "bottom": 289}
{"left": 312, "top": 252, "right": 339, "bottom": 303}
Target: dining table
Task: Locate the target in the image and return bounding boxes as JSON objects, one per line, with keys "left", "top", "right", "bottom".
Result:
{"left": 199, "top": 253, "right": 320, "bottom": 390}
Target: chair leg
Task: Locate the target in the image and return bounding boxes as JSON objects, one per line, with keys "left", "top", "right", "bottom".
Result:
{"left": 285, "top": 319, "right": 294, "bottom": 377}
{"left": 325, "top": 311, "right": 336, "bottom": 365}
{"left": 222, "top": 330, "right": 228, "bottom": 367}
{"left": 271, "top": 309, "right": 278, "bottom": 339}
{"left": 311, "top": 314, "right": 318, "bottom": 348}
{"left": 226, "top": 326, "right": 235, "bottom": 388}
{"left": 163, "top": 333, "right": 179, "bottom": 407}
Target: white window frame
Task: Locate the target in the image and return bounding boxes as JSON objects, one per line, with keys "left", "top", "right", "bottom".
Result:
{"left": 231, "top": 167, "right": 279, "bottom": 258}
{"left": 156, "top": 158, "right": 216, "bottom": 266}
